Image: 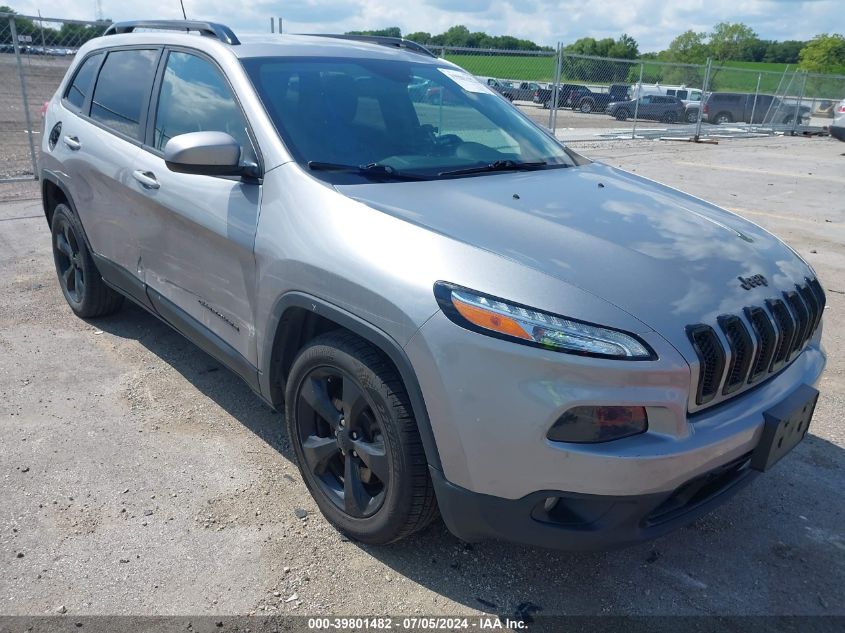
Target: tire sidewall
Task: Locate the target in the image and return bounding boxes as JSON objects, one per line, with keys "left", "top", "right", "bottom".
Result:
{"left": 51, "top": 204, "right": 92, "bottom": 314}
{"left": 285, "top": 341, "right": 417, "bottom": 543}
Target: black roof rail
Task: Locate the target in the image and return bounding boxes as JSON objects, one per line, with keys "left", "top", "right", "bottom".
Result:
{"left": 304, "top": 34, "right": 437, "bottom": 58}
{"left": 103, "top": 20, "right": 240, "bottom": 45}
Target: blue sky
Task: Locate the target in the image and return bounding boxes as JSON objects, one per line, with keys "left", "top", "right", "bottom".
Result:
{"left": 9, "top": 0, "right": 845, "bottom": 51}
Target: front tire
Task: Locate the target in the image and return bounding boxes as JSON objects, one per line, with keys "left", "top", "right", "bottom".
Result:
{"left": 285, "top": 331, "right": 437, "bottom": 544}
{"left": 615, "top": 108, "right": 629, "bottom": 121}
{"left": 51, "top": 203, "right": 124, "bottom": 318}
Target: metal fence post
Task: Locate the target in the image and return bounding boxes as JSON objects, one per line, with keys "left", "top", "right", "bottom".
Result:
{"left": 548, "top": 43, "right": 563, "bottom": 131}
{"left": 749, "top": 73, "right": 761, "bottom": 128}
{"left": 630, "top": 62, "right": 643, "bottom": 139}
{"left": 694, "top": 58, "right": 712, "bottom": 141}
{"left": 9, "top": 16, "right": 39, "bottom": 180}
{"left": 792, "top": 71, "right": 807, "bottom": 133}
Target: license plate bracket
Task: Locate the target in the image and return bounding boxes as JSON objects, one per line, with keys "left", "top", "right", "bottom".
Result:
{"left": 751, "top": 384, "right": 818, "bottom": 472}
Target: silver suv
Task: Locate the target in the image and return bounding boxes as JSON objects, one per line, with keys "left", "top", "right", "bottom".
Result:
{"left": 40, "top": 21, "right": 827, "bottom": 549}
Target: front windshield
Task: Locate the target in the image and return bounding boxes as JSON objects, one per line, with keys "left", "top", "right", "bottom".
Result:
{"left": 241, "top": 56, "right": 575, "bottom": 181}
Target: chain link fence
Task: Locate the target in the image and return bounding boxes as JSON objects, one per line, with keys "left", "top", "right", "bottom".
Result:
{"left": 1, "top": 13, "right": 108, "bottom": 182}
{"left": 3, "top": 18, "right": 845, "bottom": 182}
{"left": 434, "top": 46, "right": 845, "bottom": 145}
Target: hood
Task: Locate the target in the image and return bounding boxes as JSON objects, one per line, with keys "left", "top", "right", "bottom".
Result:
{"left": 335, "top": 162, "right": 814, "bottom": 353}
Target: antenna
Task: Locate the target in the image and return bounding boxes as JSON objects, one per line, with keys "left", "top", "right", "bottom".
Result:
{"left": 179, "top": 0, "right": 188, "bottom": 20}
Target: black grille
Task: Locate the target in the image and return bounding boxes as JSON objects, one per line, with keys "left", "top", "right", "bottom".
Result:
{"left": 744, "top": 307, "right": 776, "bottom": 383}
{"left": 784, "top": 291, "right": 810, "bottom": 357}
{"left": 687, "top": 325, "right": 725, "bottom": 405}
{"left": 767, "top": 299, "right": 796, "bottom": 371}
{"left": 718, "top": 315, "right": 753, "bottom": 395}
{"left": 688, "top": 279, "right": 824, "bottom": 407}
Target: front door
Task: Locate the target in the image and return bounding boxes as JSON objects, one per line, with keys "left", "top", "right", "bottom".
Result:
{"left": 130, "top": 49, "right": 262, "bottom": 366}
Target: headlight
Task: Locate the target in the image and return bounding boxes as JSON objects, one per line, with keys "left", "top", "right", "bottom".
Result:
{"left": 434, "top": 283, "right": 655, "bottom": 360}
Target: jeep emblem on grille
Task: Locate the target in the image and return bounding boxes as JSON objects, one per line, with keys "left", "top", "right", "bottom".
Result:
{"left": 738, "top": 274, "right": 768, "bottom": 290}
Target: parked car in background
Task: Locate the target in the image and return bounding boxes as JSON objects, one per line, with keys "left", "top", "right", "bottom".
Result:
{"left": 814, "top": 100, "right": 836, "bottom": 118}
{"left": 631, "top": 83, "right": 702, "bottom": 106}
{"left": 533, "top": 83, "right": 590, "bottom": 109}
{"left": 702, "top": 92, "right": 811, "bottom": 125}
{"left": 606, "top": 94, "right": 685, "bottom": 123}
{"left": 505, "top": 81, "right": 544, "bottom": 101}
{"left": 832, "top": 98, "right": 845, "bottom": 141}
{"left": 570, "top": 84, "right": 630, "bottom": 113}
{"left": 478, "top": 77, "right": 515, "bottom": 101}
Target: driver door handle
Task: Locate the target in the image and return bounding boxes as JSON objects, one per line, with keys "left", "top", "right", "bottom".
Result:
{"left": 63, "top": 135, "right": 81, "bottom": 150}
{"left": 132, "top": 170, "right": 160, "bottom": 190}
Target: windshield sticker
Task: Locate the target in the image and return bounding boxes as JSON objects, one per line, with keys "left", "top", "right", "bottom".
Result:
{"left": 438, "top": 68, "right": 495, "bottom": 95}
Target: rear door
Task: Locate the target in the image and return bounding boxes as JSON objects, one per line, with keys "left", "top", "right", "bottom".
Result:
{"left": 130, "top": 48, "right": 262, "bottom": 366}
{"left": 58, "top": 47, "right": 161, "bottom": 296}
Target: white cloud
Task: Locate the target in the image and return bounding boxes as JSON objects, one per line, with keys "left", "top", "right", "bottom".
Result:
{"left": 8, "top": 0, "right": 844, "bottom": 50}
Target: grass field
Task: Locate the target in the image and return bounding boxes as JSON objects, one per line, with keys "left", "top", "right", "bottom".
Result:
{"left": 444, "top": 53, "right": 557, "bottom": 82}
{"left": 446, "top": 53, "right": 844, "bottom": 98}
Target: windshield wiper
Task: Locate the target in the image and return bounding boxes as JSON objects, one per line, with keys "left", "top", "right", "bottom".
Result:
{"left": 438, "top": 160, "right": 549, "bottom": 177}
{"left": 307, "top": 161, "right": 425, "bottom": 181}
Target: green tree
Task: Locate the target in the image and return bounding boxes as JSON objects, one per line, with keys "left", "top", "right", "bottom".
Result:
{"left": 405, "top": 31, "right": 432, "bottom": 44}
{"left": 709, "top": 22, "right": 758, "bottom": 63}
{"left": 608, "top": 34, "right": 639, "bottom": 59}
{"left": 798, "top": 33, "right": 845, "bottom": 74}
{"left": 345, "top": 27, "right": 402, "bottom": 38}
{"left": 664, "top": 30, "right": 709, "bottom": 64}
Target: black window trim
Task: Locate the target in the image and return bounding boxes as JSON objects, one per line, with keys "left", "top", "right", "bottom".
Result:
{"left": 61, "top": 51, "right": 106, "bottom": 114}
{"left": 63, "top": 44, "right": 164, "bottom": 150}
{"left": 143, "top": 44, "right": 264, "bottom": 179}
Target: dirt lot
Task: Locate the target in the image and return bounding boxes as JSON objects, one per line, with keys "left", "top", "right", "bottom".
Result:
{"left": 1, "top": 136, "right": 844, "bottom": 621}
{"left": 0, "top": 54, "right": 72, "bottom": 179}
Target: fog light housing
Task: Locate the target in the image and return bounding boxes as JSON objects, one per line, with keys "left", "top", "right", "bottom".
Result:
{"left": 547, "top": 406, "right": 647, "bottom": 443}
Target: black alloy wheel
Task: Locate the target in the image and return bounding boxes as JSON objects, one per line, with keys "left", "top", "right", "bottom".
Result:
{"left": 53, "top": 216, "right": 85, "bottom": 304}
{"left": 296, "top": 367, "right": 388, "bottom": 518}
{"left": 285, "top": 332, "right": 438, "bottom": 544}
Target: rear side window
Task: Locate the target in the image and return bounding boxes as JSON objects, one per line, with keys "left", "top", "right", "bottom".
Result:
{"left": 153, "top": 51, "right": 256, "bottom": 163}
{"left": 90, "top": 49, "right": 159, "bottom": 140}
{"left": 64, "top": 53, "right": 102, "bottom": 111}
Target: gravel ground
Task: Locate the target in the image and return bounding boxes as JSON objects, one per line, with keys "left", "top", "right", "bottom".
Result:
{"left": 0, "top": 136, "right": 843, "bottom": 620}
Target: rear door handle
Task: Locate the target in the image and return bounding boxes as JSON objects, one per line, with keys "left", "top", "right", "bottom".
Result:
{"left": 63, "top": 135, "right": 81, "bottom": 150}
{"left": 132, "top": 170, "right": 160, "bottom": 190}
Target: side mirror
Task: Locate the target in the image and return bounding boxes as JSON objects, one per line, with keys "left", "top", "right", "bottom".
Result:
{"left": 164, "top": 131, "right": 257, "bottom": 178}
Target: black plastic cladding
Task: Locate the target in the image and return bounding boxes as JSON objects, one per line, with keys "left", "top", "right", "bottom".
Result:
{"left": 688, "top": 278, "right": 825, "bottom": 407}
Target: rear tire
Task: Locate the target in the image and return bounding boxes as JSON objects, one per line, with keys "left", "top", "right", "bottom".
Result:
{"left": 714, "top": 112, "right": 733, "bottom": 124}
{"left": 51, "top": 203, "right": 124, "bottom": 318}
{"left": 662, "top": 111, "right": 678, "bottom": 124}
{"left": 285, "top": 331, "right": 438, "bottom": 544}
{"left": 686, "top": 110, "right": 699, "bottom": 123}
{"left": 578, "top": 99, "right": 594, "bottom": 113}
{"left": 615, "top": 108, "right": 629, "bottom": 121}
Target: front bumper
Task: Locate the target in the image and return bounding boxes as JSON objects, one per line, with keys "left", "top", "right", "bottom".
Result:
{"left": 406, "top": 311, "right": 826, "bottom": 501}
{"left": 431, "top": 453, "right": 758, "bottom": 550}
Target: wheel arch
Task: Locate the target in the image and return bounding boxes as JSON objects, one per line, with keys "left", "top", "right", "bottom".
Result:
{"left": 261, "top": 292, "right": 443, "bottom": 471}
{"left": 41, "top": 169, "right": 73, "bottom": 228}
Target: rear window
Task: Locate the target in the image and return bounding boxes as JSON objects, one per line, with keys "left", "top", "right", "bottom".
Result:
{"left": 64, "top": 53, "right": 102, "bottom": 111}
{"left": 90, "top": 49, "right": 159, "bottom": 140}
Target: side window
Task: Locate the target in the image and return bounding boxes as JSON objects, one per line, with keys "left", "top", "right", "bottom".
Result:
{"left": 676, "top": 90, "right": 688, "bottom": 100}
{"left": 64, "top": 53, "right": 102, "bottom": 111}
{"left": 666, "top": 89, "right": 676, "bottom": 96}
{"left": 90, "top": 49, "right": 159, "bottom": 140}
{"left": 154, "top": 51, "right": 256, "bottom": 164}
